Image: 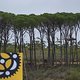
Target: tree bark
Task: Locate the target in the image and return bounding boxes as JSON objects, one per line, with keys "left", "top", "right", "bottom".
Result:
{"left": 51, "top": 28, "right": 55, "bottom": 65}
{"left": 60, "top": 27, "right": 63, "bottom": 64}
{"left": 47, "top": 27, "right": 51, "bottom": 64}
{"left": 33, "top": 28, "right": 37, "bottom": 69}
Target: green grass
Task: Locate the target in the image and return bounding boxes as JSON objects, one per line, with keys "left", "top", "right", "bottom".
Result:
{"left": 5, "top": 45, "right": 80, "bottom": 80}
{"left": 27, "top": 66, "right": 80, "bottom": 80}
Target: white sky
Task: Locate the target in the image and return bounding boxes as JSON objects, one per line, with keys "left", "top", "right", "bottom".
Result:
{"left": 0, "top": 0, "right": 80, "bottom": 14}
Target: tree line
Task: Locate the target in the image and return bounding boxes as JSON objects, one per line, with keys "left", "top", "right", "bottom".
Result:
{"left": 0, "top": 11, "right": 80, "bottom": 67}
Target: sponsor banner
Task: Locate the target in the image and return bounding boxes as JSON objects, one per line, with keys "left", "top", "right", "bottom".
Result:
{"left": 0, "top": 52, "right": 23, "bottom": 80}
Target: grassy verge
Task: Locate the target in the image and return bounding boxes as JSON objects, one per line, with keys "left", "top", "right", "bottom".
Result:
{"left": 27, "top": 65, "right": 80, "bottom": 80}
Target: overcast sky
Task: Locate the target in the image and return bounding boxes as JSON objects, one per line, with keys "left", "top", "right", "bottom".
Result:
{"left": 0, "top": 0, "right": 80, "bottom": 14}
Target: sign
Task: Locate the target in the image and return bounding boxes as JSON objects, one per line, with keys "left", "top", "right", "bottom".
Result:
{"left": 0, "top": 52, "right": 23, "bottom": 80}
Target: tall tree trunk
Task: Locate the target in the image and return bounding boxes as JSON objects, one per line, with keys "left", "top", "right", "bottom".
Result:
{"left": 41, "top": 39, "right": 45, "bottom": 66}
{"left": 40, "top": 32, "right": 45, "bottom": 66}
{"left": 65, "top": 39, "right": 68, "bottom": 65}
{"left": 38, "top": 27, "right": 45, "bottom": 66}
{"left": 51, "top": 28, "right": 55, "bottom": 66}
{"left": 14, "top": 30, "right": 17, "bottom": 52}
{"left": 60, "top": 27, "right": 63, "bottom": 64}
{"left": 19, "top": 29, "right": 24, "bottom": 52}
{"left": 22, "top": 32, "right": 24, "bottom": 52}
{"left": 33, "top": 28, "right": 37, "bottom": 69}
{"left": 70, "top": 27, "right": 73, "bottom": 65}
{"left": 75, "top": 27, "right": 78, "bottom": 64}
{"left": 47, "top": 27, "right": 51, "bottom": 64}
{"left": 23, "top": 44, "right": 29, "bottom": 80}
{"left": 3, "top": 29, "right": 7, "bottom": 52}
{"left": 0, "top": 33, "right": 2, "bottom": 52}
{"left": 19, "top": 30, "right": 21, "bottom": 52}
{"left": 29, "top": 32, "right": 33, "bottom": 65}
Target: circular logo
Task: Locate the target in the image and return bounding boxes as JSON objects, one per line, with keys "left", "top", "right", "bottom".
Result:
{"left": 0, "top": 53, "right": 20, "bottom": 78}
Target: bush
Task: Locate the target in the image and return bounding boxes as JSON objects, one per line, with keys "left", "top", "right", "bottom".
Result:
{"left": 66, "top": 68, "right": 80, "bottom": 80}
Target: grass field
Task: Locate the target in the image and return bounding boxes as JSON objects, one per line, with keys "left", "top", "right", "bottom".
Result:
{"left": 24, "top": 47, "right": 80, "bottom": 80}
{"left": 6, "top": 44, "right": 80, "bottom": 80}
{"left": 26, "top": 65, "right": 80, "bottom": 80}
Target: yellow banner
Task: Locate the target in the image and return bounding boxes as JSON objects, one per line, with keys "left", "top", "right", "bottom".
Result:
{"left": 0, "top": 52, "right": 23, "bottom": 80}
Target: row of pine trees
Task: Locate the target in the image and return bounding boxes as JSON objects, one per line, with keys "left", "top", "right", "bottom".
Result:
{"left": 0, "top": 11, "right": 80, "bottom": 68}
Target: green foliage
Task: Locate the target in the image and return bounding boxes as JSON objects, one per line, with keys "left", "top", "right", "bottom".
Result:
{"left": 0, "top": 11, "right": 80, "bottom": 30}
{"left": 66, "top": 67, "right": 80, "bottom": 80}
{"left": 27, "top": 66, "right": 80, "bottom": 80}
